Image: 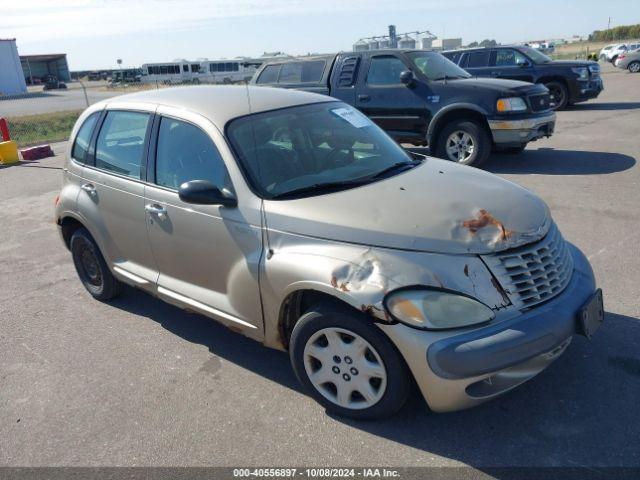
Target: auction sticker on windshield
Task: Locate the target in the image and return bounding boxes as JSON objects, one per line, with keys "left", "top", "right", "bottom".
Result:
{"left": 331, "top": 107, "right": 371, "bottom": 128}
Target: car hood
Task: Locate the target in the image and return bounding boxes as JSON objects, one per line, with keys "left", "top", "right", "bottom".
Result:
{"left": 452, "top": 77, "right": 546, "bottom": 94}
{"left": 540, "top": 60, "right": 598, "bottom": 68}
{"left": 264, "top": 158, "right": 551, "bottom": 255}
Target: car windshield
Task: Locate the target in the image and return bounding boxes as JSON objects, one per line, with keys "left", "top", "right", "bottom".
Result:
{"left": 519, "top": 47, "right": 552, "bottom": 63}
{"left": 406, "top": 51, "right": 471, "bottom": 80}
{"left": 226, "top": 101, "right": 417, "bottom": 199}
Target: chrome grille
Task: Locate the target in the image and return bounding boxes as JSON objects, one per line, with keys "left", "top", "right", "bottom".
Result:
{"left": 482, "top": 223, "right": 573, "bottom": 309}
{"left": 529, "top": 93, "right": 551, "bottom": 112}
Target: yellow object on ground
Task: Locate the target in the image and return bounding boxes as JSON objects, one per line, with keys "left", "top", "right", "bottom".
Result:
{"left": 0, "top": 141, "right": 20, "bottom": 165}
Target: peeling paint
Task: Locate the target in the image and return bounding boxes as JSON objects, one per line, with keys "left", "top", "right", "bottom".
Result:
{"left": 463, "top": 264, "right": 469, "bottom": 277}
{"left": 490, "top": 277, "right": 511, "bottom": 307}
{"left": 462, "top": 209, "right": 513, "bottom": 242}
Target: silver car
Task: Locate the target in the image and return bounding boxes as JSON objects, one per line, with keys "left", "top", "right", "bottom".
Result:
{"left": 55, "top": 86, "right": 603, "bottom": 419}
{"left": 616, "top": 48, "right": 640, "bottom": 73}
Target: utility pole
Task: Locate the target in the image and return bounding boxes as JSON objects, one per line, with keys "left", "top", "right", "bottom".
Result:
{"left": 607, "top": 17, "right": 611, "bottom": 30}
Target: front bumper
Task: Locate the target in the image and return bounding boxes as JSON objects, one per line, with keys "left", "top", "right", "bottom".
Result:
{"left": 570, "top": 77, "right": 604, "bottom": 103}
{"left": 488, "top": 112, "right": 556, "bottom": 147}
{"left": 378, "top": 244, "right": 599, "bottom": 412}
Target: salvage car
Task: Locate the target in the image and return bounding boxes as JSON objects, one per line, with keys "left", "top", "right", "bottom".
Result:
{"left": 55, "top": 86, "right": 603, "bottom": 419}
{"left": 443, "top": 45, "right": 603, "bottom": 110}
{"left": 251, "top": 50, "right": 556, "bottom": 165}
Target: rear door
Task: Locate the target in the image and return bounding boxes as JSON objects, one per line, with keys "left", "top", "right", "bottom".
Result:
{"left": 462, "top": 49, "right": 493, "bottom": 77}
{"left": 355, "top": 53, "right": 428, "bottom": 143}
{"left": 143, "top": 107, "right": 264, "bottom": 336}
{"left": 490, "top": 48, "right": 535, "bottom": 82}
{"left": 77, "top": 106, "right": 158, "bottom": 288}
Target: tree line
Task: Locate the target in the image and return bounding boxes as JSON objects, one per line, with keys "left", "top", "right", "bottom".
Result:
{"left": 589, "top": 24, "right": 640, "bottom": 41}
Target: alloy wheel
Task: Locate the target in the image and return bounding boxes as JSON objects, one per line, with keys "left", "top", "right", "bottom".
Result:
{"left": 445, "top": 130, "right": 475, "bottom": 163}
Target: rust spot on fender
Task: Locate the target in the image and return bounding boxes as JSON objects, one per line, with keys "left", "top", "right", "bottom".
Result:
{"left": 464, "top": 264, "right": 469, "bottom": 277}
{"left": 361, "top": 304, "right": 374, "bottom": 315}
{"left": 462, "top": 209, "right": 513, "bottom": 241}
{"left": 339, "top": 282, "right": 350, "bottom": 292}
{"left": 330, "top": 276, "right": 338, "bottom": 288}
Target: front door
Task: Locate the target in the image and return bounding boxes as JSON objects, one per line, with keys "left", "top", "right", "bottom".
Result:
{"left": 77, "top": 108, "right": 158, "bottom": 288}
{"left": 144, "top": 109, "right": 263, "bottom": 335}
{"left": 355, "top": 53, "right": 428, "bottom": 143}
{"left": 490, "top": 48, "right": 535, "bottom": 82}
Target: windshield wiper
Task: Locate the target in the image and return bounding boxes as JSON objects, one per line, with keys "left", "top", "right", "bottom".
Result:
{"left": 271, "top": 179, "right": 372, "bottom": 199}
{"left": 371, "top": 160, "right": 419, "bottom": 179}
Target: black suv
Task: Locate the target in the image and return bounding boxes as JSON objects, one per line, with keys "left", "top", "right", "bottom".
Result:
{"left": 251, "top": 50, "right": 556, "bottom": 166}
{"left": 443, "top": 45, "right": 602, "bottom": 110}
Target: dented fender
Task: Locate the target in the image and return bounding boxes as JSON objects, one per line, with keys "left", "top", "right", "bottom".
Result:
{"left": 259, "top": 230, "right": 511, "bottom": 350}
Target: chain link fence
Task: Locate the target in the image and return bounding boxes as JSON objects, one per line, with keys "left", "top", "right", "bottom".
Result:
{"left": 0, "top": 79, "right": 244, "bottom": 149}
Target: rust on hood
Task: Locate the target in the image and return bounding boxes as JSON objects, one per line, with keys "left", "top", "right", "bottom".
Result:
{"left": 462, "top": 209, "right": 513, "bottom": 242}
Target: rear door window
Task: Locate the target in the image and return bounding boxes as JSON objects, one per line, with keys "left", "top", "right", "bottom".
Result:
{"left": 256, "top": 65, "right": 281, "bottom": 84}
{"left": 95, "top": 110, "right": 150, "bottom": 179}
{"left": 466, "top": 51, "right": 491, "bottom": 68}
{"left": 154, "top": 117, "right": 230, "bottom": 191}
{"left": 72, "top": 112, "right": 99, "bottom": 163}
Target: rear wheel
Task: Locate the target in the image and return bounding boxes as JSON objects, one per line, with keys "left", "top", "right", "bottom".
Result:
{"left": 70, "top": 228, "right": 123, "bottom": 301}
{"left": 545, "top": 81, "right": 569, "bottom": 110}
{"left": 435, "top": 120, "right": 491, "bottom": 167}
{"left": 628, "top": 61, "right": 640, "bottom": 73}
{"left": 290, "top": 304, "right": 411, "bottom": 420}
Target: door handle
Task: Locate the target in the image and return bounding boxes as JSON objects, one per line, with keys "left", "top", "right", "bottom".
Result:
{"left": 358, "top": 94, "right": 371, "bottom": 102}
{"left": 80, "top": 183, "right": 96, "bottom": 194}
{"left": 145, "top": 203, "right": 167, "bottom": 218}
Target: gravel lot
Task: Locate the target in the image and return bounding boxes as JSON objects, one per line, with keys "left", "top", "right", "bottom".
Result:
{"left": 1, "top": 65, "right": 639, "bottom": 470}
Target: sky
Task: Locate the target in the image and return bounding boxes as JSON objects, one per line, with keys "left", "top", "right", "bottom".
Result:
{"left": 2, "top": 0, "right": 639, "bottom": 70}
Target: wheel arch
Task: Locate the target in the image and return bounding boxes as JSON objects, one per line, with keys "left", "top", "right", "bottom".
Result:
{"left": 277, "top": 285, "right": 390, "bottom": 351}
{"left": 428, "top": 105, "right": 492, "bottom": 150}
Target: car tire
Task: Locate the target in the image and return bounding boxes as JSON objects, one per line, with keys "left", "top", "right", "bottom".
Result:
{"left": 628, "top": 61, "right": 640, "bottom": 74}
{"left": 70, "top": 228, "right": 123, "bottom": 301}
{"left": 611, "top": 55, "right": 618, "bottom": 64}
{"left": 435, "top": 120, "right": 491, "bottom": 167}
{"left": 545, "top": 81, "right": 569, "bottom": 110}
{"left": 289, "top": 304, "right": 411, "bottom": 420}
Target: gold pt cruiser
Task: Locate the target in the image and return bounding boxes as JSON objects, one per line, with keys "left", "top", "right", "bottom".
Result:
{"left": 55, "top": 86, "right": 603, "bottom": 419}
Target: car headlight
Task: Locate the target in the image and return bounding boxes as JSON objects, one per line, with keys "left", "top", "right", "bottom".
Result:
{"left": 384, "top": 289, "right": 495, "bottom": 330}
{"left": 572, "top": 67, "right": 589, "bottom": 80}
{"left": 496, "top": 97, "right": 527, "bottom": 112}
{"left": 588, "top": 64, "right": 600, "bottom": 74}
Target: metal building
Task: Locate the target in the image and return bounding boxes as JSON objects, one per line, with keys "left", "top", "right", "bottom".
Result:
{"left": 20, "top": 53, "right": 71, "bottom": 85}
{"left": 0, "top": 39, "right": 28, "bottom": 96}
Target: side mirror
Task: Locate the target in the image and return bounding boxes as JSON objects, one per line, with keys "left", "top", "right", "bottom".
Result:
{"left": 178, "top": 180, "right": 237, "bottom": 207}
{"left": 400, "top": 70, "right": 416, "bottom": 87}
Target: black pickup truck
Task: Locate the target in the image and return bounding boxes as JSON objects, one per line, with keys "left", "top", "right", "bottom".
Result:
{"left": 443, "top": 45, "right": 603, "bottom": 110}
{"left": 250, "top": 50, "right": 556, "bottom": 166}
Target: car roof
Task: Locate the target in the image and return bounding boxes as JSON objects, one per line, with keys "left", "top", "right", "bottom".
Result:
{"left": 442, "top": 45, "right": 524, "bottom": 54}
{"left": 93, "top": 85, "right": 333, "bottom": 129}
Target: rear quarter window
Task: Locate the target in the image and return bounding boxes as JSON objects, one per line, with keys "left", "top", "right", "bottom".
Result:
{"left": 71, "top": 112, "right": 99, "bottom": 163}
{"left": 467, "top": 51, "right": 490, "bottom": 68}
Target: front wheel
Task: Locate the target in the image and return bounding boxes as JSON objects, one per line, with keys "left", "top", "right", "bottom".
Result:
{"left": 435, "top": 120, "right": 491, "bottom": 167}
{"left": 290, "top": 304, "right": 411, "bottom": 420}
{"left": 628, "top": 61, "right": 640, "bottom": 73}
{"left": 545, "top": 81, "right": 569, "bottom": 110}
